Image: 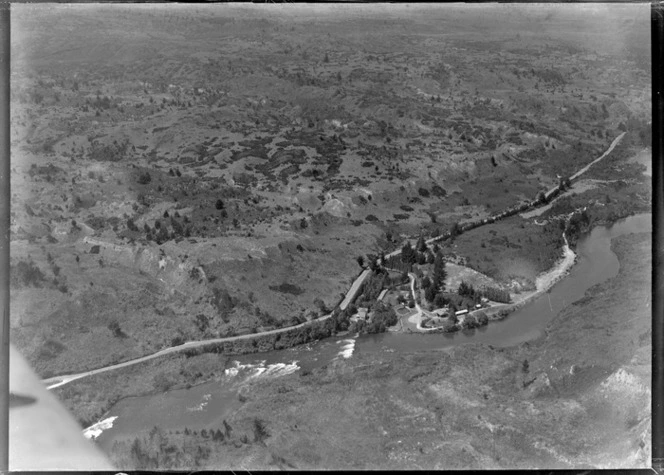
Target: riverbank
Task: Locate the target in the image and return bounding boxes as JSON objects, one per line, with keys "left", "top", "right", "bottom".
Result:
{"left": 488, "top": 232, "right": 577, "bottom": 321}
{"left": 405, "top": 231, "right": 576, "bottom": 334}
{"left": 54, "top": 212, "right": 651, "bottom": 433}
{"left": 103, "top": 230, "right": 651, "bottom": 470}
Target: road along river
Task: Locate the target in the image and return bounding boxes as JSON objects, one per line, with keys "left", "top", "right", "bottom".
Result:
{"left": 93, "top": 213, "right": 651, "bottom": 448}
{"left": 46, "top": 135, "right": 632, "bottom": 391}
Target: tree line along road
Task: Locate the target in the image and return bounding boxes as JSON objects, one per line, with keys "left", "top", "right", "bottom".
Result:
{"left": 44, "top": 269, "right": 371, "bottom": 390}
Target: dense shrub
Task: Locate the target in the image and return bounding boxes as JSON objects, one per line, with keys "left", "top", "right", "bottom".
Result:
{"left": 10, "top": 260, "right": 46, "bottom": 288}
{"left": 462, "top": 315, "right": 479, "bottom": 329}
{"left": 475, "top": 311, "right": 489, "bottom": 326}
{"left": 268, "top": 283, "right": 305, "bottom": 295}
{"left": 440, "top": 319, "right": 457, "bottom": 332}
{"left": 87, "top": 140, "right": 129, "bottom": 162}
{"left": 457, "top": 280, "right": 478, "bottom": 298}
{"left": 480, "top": 286, "right": 511, "bottom": 303}
{"left": 431, "top": 185, "right": 447, "bottom": 198}
{"left": 365, "top": 301, "right": 397, "bottom": 333}
{"left": 565, "top": 209, "right": 591, "bottom": 245}
{"left": 137, "top": 172, "right": 152, "bottom": 185}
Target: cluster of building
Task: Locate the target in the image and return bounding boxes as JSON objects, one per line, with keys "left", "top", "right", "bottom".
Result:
{"left": 430, "top": 297, "right": 488, "bottom": 319}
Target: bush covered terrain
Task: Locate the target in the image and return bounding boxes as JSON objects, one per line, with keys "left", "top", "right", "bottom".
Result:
{"left": 11, "top": 4, "right": 651, "bottom": 469}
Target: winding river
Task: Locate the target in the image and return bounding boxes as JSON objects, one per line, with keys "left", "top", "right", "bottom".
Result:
{"left": 94, "top": 213, "right": 651, "bottom": 450}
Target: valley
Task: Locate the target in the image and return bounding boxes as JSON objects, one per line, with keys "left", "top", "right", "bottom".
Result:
{"left": 9, "top": 3, "right": 651, "bottom": 470}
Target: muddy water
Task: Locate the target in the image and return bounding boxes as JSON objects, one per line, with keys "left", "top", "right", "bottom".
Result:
{"left": 95, "top": 213, "right": 651, "bottom": 448}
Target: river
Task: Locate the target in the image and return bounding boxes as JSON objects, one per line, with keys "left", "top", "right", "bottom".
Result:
{"left": 94, "top": 213, "right": 651, "bottom": 450}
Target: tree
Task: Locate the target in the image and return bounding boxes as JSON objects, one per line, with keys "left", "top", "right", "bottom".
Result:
{"left": 476, "top": 311, "right": 489, "bottom": 326}
{"left": 156, "top": 226, "right": 169, "bottom": 244}
{"left": 313, "top": 298, "right": 327, "bottom": 314}
{"left": 416, "top": 234, "right": 428, "bottom": 253}
{"left": 458, "top": 280, "right": 476, "bottom": 298}
{"left": 425, "top": 285, "right": 436, "bottom": 303}
{"left": 458, "top": 280, "right": 469, "bottom": 296}
{"left": 223, "top": 420, "right": 232, "bottom": 439}
{"left": 401, "top": 241, "right": 416, "bottom": 265}
{"left": 463, "top": 315, "right": 479, "bottom": 329}
{"left": 422, "top": 276, "right": 431, "bottom": 290}
{"left": 450, "top": 222, "right": 461, "bottom": 239}
{"left": 137, "top": 172, "right": 152, "bottom": 185}
{"left": 366, "top": 253, "right": 380, "bottom": 272}
{"left": 253, "top": 418, "right": 270, "bottom": 444}
{"left": 130, "top": 438, "right": 145, "bottom": 469}
{"left": 108, "top": 320, "right": 124, "bottom": 338}
{"left": 195, "top": 314, "right": 209, "bottom": 333}
{"left": 215, "top": 199, "right": 224, "bottom": 210}
{"left": 432, "top": 252, "right": 447, "bottom": 292}
{"left": 356, "top": 255, "right": 365, "bottom": 268}
{"left": 153, "top": 372, "right": 173, "bottom": 392}
{"left": 433, "top": 292, "right": 447, "bottom": 308}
